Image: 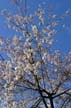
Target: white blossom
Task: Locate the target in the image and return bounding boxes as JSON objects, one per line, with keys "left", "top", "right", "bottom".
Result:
{"left": 32, "top": 25, "right": 38, "bottom": 36}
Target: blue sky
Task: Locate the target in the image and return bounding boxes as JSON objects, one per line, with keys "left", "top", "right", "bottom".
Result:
{"left": 0, "top": 0, "right": 71, "bottom": 53}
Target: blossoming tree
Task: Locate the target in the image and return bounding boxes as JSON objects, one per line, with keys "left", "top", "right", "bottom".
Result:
{"left": 0, "top": 0, "right": 71, "bottom": 108}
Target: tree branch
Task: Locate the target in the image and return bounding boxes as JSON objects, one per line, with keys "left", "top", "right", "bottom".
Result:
{"left": 53, "top": 88, "right": 71, "bottom": 99}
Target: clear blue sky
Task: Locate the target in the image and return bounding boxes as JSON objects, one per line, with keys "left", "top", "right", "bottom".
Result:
{"left": 0, "top": 0, "right": 71, "bottom": 53}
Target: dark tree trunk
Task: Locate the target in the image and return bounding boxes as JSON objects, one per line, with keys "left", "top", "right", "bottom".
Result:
{"left": 49, "top": 97, "right": 54, "bottom": 108}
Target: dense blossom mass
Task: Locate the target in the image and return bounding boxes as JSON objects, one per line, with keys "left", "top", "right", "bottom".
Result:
{"left": 0, "top": 0, "right": 71, "bottom": 108}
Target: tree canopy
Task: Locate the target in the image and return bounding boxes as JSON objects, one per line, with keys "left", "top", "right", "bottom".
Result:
{"left": 0, "top": 0, "right": 71, "bottom": 108}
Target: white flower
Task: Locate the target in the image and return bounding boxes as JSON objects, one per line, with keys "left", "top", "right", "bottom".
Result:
{"left": 47, "top": 54, "right": 51, "bottom": 62}
{"left": 54, "top": 68, "right": 57, "bottom": 72}
{"left": 48, "top": 30, "right": 57, "bottom": 37}
{"left": 36, "top": 61, "right": 41, "bottom": 67}
{"left": 65, "top": 9, "right": 70, "bottom": 14}
{"left": 69, "top": 90, "right": 71, "bottom": 93}
{"left": 46, "top": 25, "right": 51, "bottom": 31}
{"left": 52, "top": 21, "right": 58, "bottom": 27}
{"left": 14, "top": 75, "right": 19, "bottom": 81}
{"left": 39, "top": 16, "right": 44, "bottom": 25}
{"left": 32, "top": 25, "right": 38, "bottom": 36}
{"left": 0, "top": 38, "right": 4, "bottom": 45}
{"left": 42, "top": 53, "right": 47, "bottom": 61}
{"left": 13, "top": 35, "right": 19, "bottom": 45}
{"left": 24, "top": 63, "right": 32, "bottom": 72}
{"left": 52, "top": 14, "right": 57, "bottom": 18}
{"left": 42, "top": 28, "right": 47, "bottom": 33}
{"left": 48, "top": 39, "right": 54, "bottom": 45}
{"left": 6, "top": 61, "right": 12, "bottom": 70}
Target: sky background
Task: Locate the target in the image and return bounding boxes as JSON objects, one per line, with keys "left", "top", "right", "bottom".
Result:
{"left": 0, "top": 0, "right": 71, "bottom": 54}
